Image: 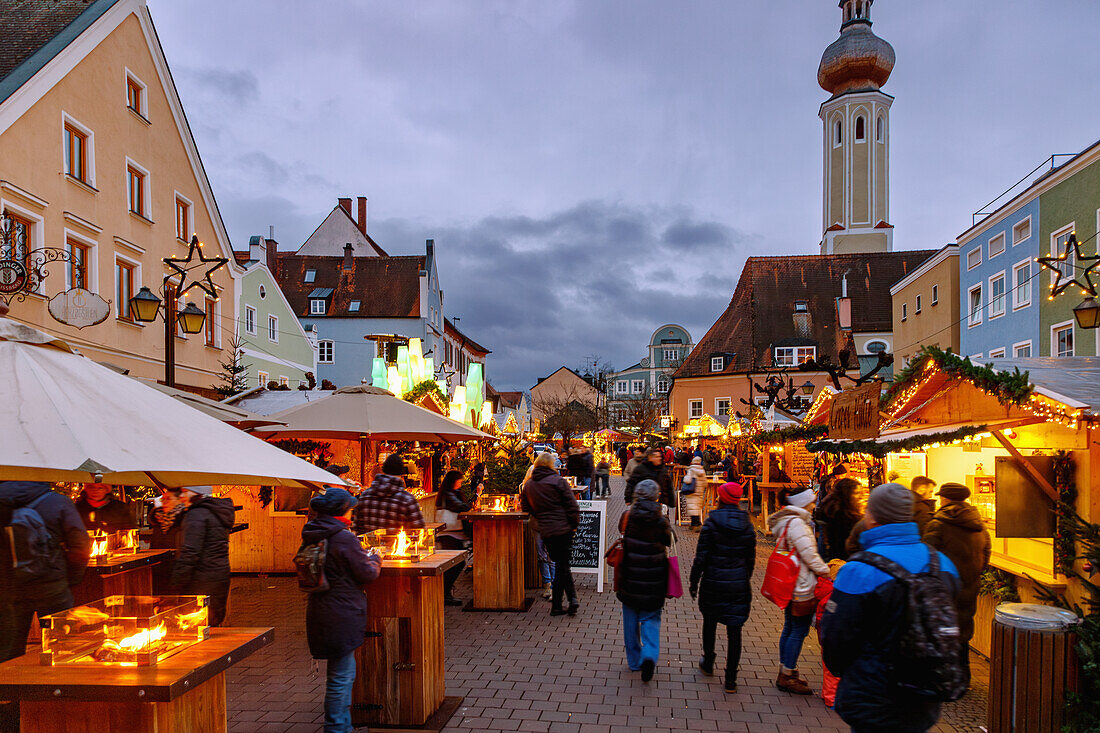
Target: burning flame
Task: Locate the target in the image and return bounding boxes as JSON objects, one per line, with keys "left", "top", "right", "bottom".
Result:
{"left": 176, "top": 608, "right": 207, "bottom": 630}
{"left": 391, "top": 529, "right": 411, "bottom": 557}
{"left": 90, "top": 532, "right": 109, "bottom": 557}
{"left": 67, "top": 606, "right": 110, "bottom": 625}
{"left": 488, "top": 496, "right": 509, "bottom": 512}
{"left": 115, "top": 622, "right": 167, "bottom": 652}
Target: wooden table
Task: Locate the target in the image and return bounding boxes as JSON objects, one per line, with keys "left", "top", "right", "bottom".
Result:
{"left": 75, "top": 549, "right": 174, "bottom": 604}
{"left": 0, "top": 627, "right": 273, "bottom": 733}
{"left": 459, "top": 511, "right": 532, "bottom": 612}
{"left": 353, "top": 551, "right": 465, "bottom": 731}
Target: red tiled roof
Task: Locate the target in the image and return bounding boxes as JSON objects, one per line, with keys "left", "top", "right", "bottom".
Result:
{"left": 272, "top": 254, "right": 424, "bottom": 319}
{"left": 497, "top": 391, "right": 524, "bottom": 409}
{"left": 232, "top": 251, "right": 252, "bottom": 266}
{"left": 0, "top": 0, "right": 108, "bottom": 83}
{"left": 673, "top": 250, "right": 936, "bottom": 379}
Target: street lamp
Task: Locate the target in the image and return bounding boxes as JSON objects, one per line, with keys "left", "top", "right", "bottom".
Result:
{"left": 1073, "top": 297, "right": 1100, "bottom": 330}
{"left": 128, "top": 286, "right": 208, "bottom": 387}
{"left": 800, "top": 380, "right": 815, "bottom": 395}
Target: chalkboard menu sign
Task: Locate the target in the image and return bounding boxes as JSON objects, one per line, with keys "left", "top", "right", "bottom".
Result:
{"left": 570, "top": 500, "right": 607, "bottom": 592}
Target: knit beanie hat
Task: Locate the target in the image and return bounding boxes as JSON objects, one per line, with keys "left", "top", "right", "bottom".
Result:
{"left": 717, "top": 482, "right": 743, "bottom": 504}
{"left": 785, "top": 488, "right": 815, "bottom": 508}
{"left": 938, "top": 482, "right": 971, "bottom": 501}
{"left": 866, "top": 483, "right": 913, "bottom": 524}
{"left": 634, "top": 479, "right": 660, "bottom": 502}
{"left": 309, "top": 486, "right": 359, "bottom": 516}
{"left": 381, "top": 454, "right": 408, "bottom": 476}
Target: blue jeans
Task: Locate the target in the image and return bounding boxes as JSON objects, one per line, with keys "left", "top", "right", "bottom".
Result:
{"left": 779, "top": 605, "right": 814, "bottom": 670}
{"left": 325, "top": 651, "right": 357, "bottom": 733}
{"left": 622, "top": 604, "right": 662, "bottom": 670}
{"left": 594, "top": 474, "right": 610, "bottom": 497}
{"left": 536, "top": 536, "right": 555, "bottom": 585}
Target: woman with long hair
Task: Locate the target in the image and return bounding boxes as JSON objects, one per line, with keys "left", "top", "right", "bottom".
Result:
{"left": 435, "top": 469, "right": 471, "bottom": 606}
{"left": 816, "top": 477, "right": 862, "bottom": 561}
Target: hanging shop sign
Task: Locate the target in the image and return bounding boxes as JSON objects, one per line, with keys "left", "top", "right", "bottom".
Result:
{"left": 48, "top": 288, "right": 111, "bottom": 329}
{"left": 0, "top": 259, "right": 28, "bottom": 294}
{"left": 828, "top": 381, "right": 881, "bottom": 440}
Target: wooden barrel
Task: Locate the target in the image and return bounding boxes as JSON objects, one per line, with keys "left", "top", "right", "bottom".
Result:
{"left": 988, "top": 604, "right": 1079, "bottom": 733}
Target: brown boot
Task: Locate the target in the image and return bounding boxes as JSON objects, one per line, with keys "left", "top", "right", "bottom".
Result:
{"left": 776, "top": 671, "right": 813, "bottom": 695}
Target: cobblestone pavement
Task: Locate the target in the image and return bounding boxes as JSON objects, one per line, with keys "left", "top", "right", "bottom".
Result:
{"left": 224, "top": 477, "right": 989, "bottom": 732}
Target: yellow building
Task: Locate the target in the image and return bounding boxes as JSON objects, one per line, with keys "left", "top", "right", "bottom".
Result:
{"left": 890, "top": 245, "right": 961, "bottom": 367}
{"left": 0, "top": 0, "right": 239, "bottom": 395}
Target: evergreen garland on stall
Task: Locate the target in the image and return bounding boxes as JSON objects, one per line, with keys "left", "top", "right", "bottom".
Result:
{"left": 978, "top": 568, "right": 1021, "bottom": 604}
{"left": 1054, "top": 450, "right": 1080, "bottom": 575}
{"left": 805, "top": 424, "right": 989, "bottom": 458}
{"left": 882, "top": 345, "right": 1032, "bottom": 409}
{"left": 403, "top": 379, "right": 447, "bottom": 407}
{"left": 751, "top": 424, "right": 829, "bottom": 446}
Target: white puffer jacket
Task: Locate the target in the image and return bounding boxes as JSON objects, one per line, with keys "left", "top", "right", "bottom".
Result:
{"left": 767, "top": 506, "right": 830, "bottom": 602}
{"left": 683, "top": 464, "right": 707, "bottom": 516}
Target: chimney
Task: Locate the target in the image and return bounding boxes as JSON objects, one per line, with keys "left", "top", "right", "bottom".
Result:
{"left": 342, "top": 243, "right": 354, "bottom": 271}
{"left": 249, "top": 235, "right": 266, "bottom": 263}
{"left": 357, "top": 197, "right": 368, "bottom": 234}
{"left": 269, "top": 225, "right": 275, "bottom": 240}
{"left": 266, "top": 236, "right": 278, "bottom": 273}
{"left": 338, "top": 197, "right": 352, "bottom": 218}
{"left": 426, "top": 238, "right": 434, "bottom": 257}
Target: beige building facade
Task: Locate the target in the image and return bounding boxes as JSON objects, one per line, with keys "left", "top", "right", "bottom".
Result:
{"left": 0, "top": 0, "right": 240, "bottom": 394}
{"left": 890, "top": 245, "right": 960, "bottom": 367}
{"left": 529, "top": 366, "right": 599, "bottom": 428}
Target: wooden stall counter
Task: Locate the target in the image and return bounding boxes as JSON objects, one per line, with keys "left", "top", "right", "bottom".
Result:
{"left": 354, "top": 551, "right": 465, "bottom": 731}
{"left": 0, "top": 627, "right": 273, "bottom": 733}
{"left": 459, "top": 511, "right": 531, "bottom": 612}
{"left": 75, "top": 549, "right": 174, "bottom": 604}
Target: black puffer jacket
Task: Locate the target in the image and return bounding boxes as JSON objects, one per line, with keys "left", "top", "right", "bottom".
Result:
{"left": 689, "top": 504, "right": 756, "bottom": 626}
{"left": 624, "top": 461, "right": 675, "bottom": 507}
{"left": 616, "top": 499, "right": 671, "bottom": 612}
{"left": 0, "top": 481, "right": 91, "bottom": 600}
{"left": 171, "top": 496, "right": 235, "bottom": 588}
{"left": 521, "top": 466, "right": 579, "bottom": 539}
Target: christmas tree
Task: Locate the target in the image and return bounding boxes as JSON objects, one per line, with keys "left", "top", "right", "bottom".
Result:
{"left": 213, "top": 335, "right": 249, "bottom": 398}
{"left": 484, "top": 436, "right": 531, "bottom": 495}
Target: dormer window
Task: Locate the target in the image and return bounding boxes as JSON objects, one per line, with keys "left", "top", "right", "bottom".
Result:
{"left": 774, "top": 346, "right": 816, "bottom": 367}
{"left": 710, "top": 356, "right": 724, "bottom": 372}
{"left": 304, "top": 269, "right": 316, "bottom": 283}
{"left": 794, "top": 300, "right": 809, "bottom": 313}
{"left": 349, "top": 300, "right": 360, "bottom": 312}
{"left": 310, "top": 299, "right": 326, "bottom": 315}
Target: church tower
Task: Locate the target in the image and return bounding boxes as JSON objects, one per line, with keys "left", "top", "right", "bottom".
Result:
{"left": 818, "top": 0, "right": 895, "bottom": 255}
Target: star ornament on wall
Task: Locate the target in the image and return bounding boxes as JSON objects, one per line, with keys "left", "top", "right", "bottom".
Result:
{"left": 1037, "top": 233, "right": 1100, "bottom": 300}
{"left": 163, "top": 235, "right": 228, "bottom": 300}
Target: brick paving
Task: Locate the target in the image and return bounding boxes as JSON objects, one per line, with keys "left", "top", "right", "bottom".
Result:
{"left": 223, "top": 477, "right": 989, "bottom": 732}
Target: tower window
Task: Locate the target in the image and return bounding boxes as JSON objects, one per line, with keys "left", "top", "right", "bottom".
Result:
{"left": 834, "top": 120, "right": 843, "bottom": 147}
{"left": 855, "top": 116, "right": 865, "bottom": 141}
{"left": 876, "top": 116, "right": 885, "bottom": 143}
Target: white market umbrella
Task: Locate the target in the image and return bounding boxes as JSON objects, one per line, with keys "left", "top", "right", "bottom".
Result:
{"left": 0, "top": 317, "right": 345, "bottom": 489}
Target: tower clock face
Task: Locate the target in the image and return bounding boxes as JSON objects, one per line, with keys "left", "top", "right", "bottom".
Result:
{"left": 0, "top": 259, "right": 27, "bottom": 294}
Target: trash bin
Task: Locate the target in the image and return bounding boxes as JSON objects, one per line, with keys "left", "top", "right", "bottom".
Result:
{"left": 989, "top": 603, "right": 1079, "bottom": 733}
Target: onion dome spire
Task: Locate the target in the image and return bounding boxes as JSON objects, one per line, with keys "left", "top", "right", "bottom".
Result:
{"left": 818, "top": 0, "right": 895, "bottom": 97}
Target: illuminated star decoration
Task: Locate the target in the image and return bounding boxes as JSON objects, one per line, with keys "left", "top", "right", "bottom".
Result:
{"left": 1037, "top": 233, "right": 1100, "bottom": 299}
{"left": 163, "top": 234, "right": 228, "bottom": 300}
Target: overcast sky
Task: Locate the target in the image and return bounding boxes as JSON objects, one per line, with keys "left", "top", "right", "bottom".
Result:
{"left": 149, "top": 0, "right": 1100, "bottom": 390}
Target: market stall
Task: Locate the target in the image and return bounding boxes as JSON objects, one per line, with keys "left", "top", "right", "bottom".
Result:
{"left": 461, "top": 495, "right": 532, "bottom": 612}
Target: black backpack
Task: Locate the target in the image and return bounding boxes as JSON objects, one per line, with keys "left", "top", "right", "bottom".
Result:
{"left": 5, "top": 493, "right": 63, "bottom": 584}
{"left": 293, "top": 539, "right": 329, "bottom": 593}
{"left": 849, "top": 545, "right": 967, "bottom": 702}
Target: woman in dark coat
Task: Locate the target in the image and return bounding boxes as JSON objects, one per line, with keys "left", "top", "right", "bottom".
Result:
{"left": 435, "top": 470, "right": 471, "bottom": 607}
{"left": 169, "top": 486, "right": 235, "bottom": 627}
{"left": 521, "top": 452, "right": 581, "bottom": 615}
{"left": 302, "top": 487, "right": 382, "bottom": 733}
{"left": 689, "top": 481, "right": 755, "bottom": 692}
{"left": 625, "top": 447, "right": 675, "bottom": 507}
{"left": 815, "top": 477, "right": 863, "bottom": 561}
{"left": 617, "top": 479, "right": 672, "bottom": 682}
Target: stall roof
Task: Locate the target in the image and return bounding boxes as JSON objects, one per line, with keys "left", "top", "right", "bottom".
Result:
{"left": 987, "top": 357, "right": 1100, "bottom": 415}
{"left": 224, "top": 389, "right": 338, "bottom": 416}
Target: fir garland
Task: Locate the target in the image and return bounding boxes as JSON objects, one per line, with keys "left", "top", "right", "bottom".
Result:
{"left": 1054, "top": 450, "right": 1079, "bottom": 575}
{"left": 805, "top": 424, "right": 989, "bottom": 458}
{"left": 978, "top": 568, "right": 1021, "bottom": 604}
{"left": 404, "top": 379, "right": 447, "bottom": 406}
{"left": 882, "top": 345, "right": 1032, "bottom": 409}
{"left": 751, "top": 424, "right": 829, "bottom": 445}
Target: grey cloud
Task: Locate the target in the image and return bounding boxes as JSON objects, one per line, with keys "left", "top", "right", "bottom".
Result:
{"left": 179, "top": 67, "right": 260, "bottom": 105}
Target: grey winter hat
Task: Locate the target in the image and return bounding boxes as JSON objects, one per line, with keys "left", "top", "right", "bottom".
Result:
{"left": 183, "top": 485, "right": 214, "bottom": 496}
{"left": 634, "top": 479, "right": 660, "bottom": 502}
{"left": 866, "top": 482, "right": 913, "bottom": 525}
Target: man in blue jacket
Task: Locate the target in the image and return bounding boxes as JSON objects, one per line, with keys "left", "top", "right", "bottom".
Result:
{"left": 821, "top": 483, "right": 959, "bottom": 733}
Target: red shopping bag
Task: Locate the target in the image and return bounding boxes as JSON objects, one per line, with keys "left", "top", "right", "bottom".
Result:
{"left": 760, "top": 523, "right": 800, "bottom": 609}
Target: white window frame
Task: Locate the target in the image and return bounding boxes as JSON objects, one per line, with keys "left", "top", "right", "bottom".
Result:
{"left": 988, "top": 232, "right": 1006, "bottom": 259}
{"left": 113, "top": 252, "right": 142, "bottom": 320}
{"left": 967, "top": 246, "right": 982, "bottom": 270}
{"left": 1052, "top": 320, "right": 1074, "bottom": 358}
{"left": 268, "top": 314, "right": 279, "bottom": 343}
{"left": 615, "top": 380, "right": 628, "bottom": 394}
{"left": 988, "top": 272, "right": 1006, "bottom": 319}
{"left": 915, "top": 294, "right": 922, "bottom": 314}
{"left": 318, "top": 340, "right": 334, "bottom": 364}
{"left": 1012, "top": 259, "right": 1031, "bottom": 310}
{"left": 967, "top": 284, "right": 983, "bottom": 327}
{"left": 63, "top": 228, "right": 97, "bottom": 291}
{"left": 865, "top": 340, "right": 889, "bottom": 355}
{"left": 773, "top": 346, "right": 817, "bottom": 366}
{"left": 304, "top": 269, "right": 316, "bottom": 283}
{"left": 349, "top": 300, "right": 361, "bottom": 312}
{"left": 278, "top": 375, "right": 289, "bottom": 387}
{"left": 244, "top": 305, "right": 256, "bottom": 335}
{"left": 61, "top": 111, "right": 96, "bottom": 188}
{"left": 656, "top": 377, "right": 669, "bottom": 394}
{"left": 257, "top": 370, "right": 269, "bottom": 387}
{"left": 988, "top": 348, "right": 1006, "bottom": 359}
{"left": 931, "top": 284, "right": 939, "bottom": 306}
{"left": 876, "top": 116, "right": 885, "bottom": 143}
{"left": 854, "top": 115, "right": 866, "bottom": 142}
{"left": 970, "top": 354, "right": 983, "bottom": 361}
{"left": 631, "top": 379, "right": 645, "bottom": 394}
{"left": 715, "top": 398, "right": 731, "bottom": 417}
{"left": 833, "top": 118, "right": 843, "bottom": 147}
{"left": 663, "top": 348, "right": 678, "bottom": 362}
{"left": 688, "top": 399, "right": 703, "bottom": 419}
{"left": 125, "top": 157, "right": 151, "bottom": 219}
{"left": 174, "top": 191, "right": 192, "bottom": 242}
{"left": 310, "top": 299, "right": 326, "bottom": 315}
{"left": 124, "top": 68, "right": 148, "bottom": 119}
{"left": 1012, "top": 216, "right": 1032, "bottom": 246}
{"left": 901, "top": 302, "right": 907, "bottom": 321}
{"left": 1050, "top": 224, "right": 1076, "bottom": 285}
{"left": 710, "top": 356, "right": 724, "bottom": 372}
{"left": 1012, "top": 340, "right": 1032, "bottom": 358}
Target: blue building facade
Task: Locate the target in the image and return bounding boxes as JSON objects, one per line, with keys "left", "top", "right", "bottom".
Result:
{"left": 608, "top": 324, "right": 693, "bottom": 424}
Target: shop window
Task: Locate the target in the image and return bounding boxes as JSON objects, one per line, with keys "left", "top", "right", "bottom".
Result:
{"left": 689, "top": 399, "right": 703, "bottom": 419}
{"left": 318, "top": 340, "right": 334, "bottom": 364}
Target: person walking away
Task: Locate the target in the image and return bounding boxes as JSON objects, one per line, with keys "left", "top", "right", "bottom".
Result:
{"left": 435, "top": 470, "right": 472, "bottom": 607}
{"left": 353, "top": 455, "right": 427, "bottom": 533}
{"left": 922, "top": 482, "right": 990, "bottom": 688}
{"left": 625, "top": 447, "right": 675, "bottom": 508}
{"left": 821, "top": 483, "right": 960, "bottom": 732}
{"left": 580, "top": 446, "right": 596, "bottom": 500}
{"left": 815, "top": 477, "right": 862, "bottom": 561}
{"left": 170, "top": 486, "right": 235, "bottom": 627}
{"left": 74, "top": 483, "right": 135, "bottom": 532}
{"left": 617, "top": 445, "right": 630, "bottom": 475}
{"left": 0, "top": 481, "right": 91, "bottom": 661}
{"left": 910, "top": 475, "right": 937, "bottom": 534}
{"left": 690, "top": 482, "right": 754, "bottom": 692}
{"left": 623, "top": 448, "right": 644, "bottom": 481}
{"left": 767, "top": 487, "right": 830, "bottom": 694}
{"left": 617, "top": 479, "right": 672, "bottom": 681}
{"left": 594, "top": 456, "right": 612, "bottom": 498}
{"left": 818, "top": 463, "right": 849, "bottom": 503}
{"left": 683, "top": 457, "right": 707, "bottom": 530}
{"left": 302, "top": 487, "right": 382, "bottom": 733}
{"left": 521, "top": 452, "right": 580, "bottom": 615}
